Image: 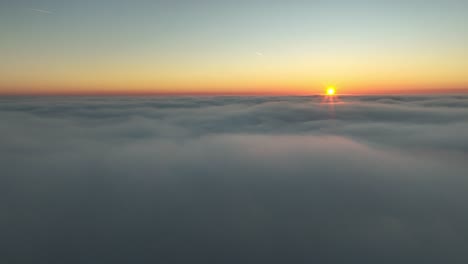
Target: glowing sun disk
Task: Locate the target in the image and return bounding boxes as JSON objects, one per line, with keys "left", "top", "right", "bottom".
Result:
{"left": 326, "top": 87, "right": 336, "bottom": 96}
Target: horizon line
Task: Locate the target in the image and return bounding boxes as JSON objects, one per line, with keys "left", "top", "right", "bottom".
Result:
{"left": 1, "top": 88, "right": 468, "bottom": 97}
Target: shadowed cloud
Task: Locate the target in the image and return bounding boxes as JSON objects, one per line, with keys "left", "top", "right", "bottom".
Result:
{"left": 1, "top": 95, "right": 468, "bottom": 263}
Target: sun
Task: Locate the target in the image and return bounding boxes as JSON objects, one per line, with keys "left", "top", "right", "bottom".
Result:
{"left": 326, "top": 86, "right": 336, "bottom": 96}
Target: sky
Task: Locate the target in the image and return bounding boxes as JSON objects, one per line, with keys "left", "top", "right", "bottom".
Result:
{"left": 2, "top": 94, "right": 468, "bottom": 263}
{"left": 1, "top": 0, "right": 468, "bottom": 95}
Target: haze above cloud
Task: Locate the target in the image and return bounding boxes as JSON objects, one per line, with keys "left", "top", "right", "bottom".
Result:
{"left": 1, "top": 95, "right": 468, "bottom": 263}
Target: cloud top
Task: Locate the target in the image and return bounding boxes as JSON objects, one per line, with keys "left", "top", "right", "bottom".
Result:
{"left": 1, "top": 95, "right": 468, "bottom": 263}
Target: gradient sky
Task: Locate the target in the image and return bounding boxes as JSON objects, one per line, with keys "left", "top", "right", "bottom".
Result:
{"left": 1, "top": 0, "right": 467, "bottom": 95}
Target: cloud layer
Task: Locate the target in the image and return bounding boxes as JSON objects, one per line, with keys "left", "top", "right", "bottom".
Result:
{"left": 1, "top": 95, "right": 468, "bottom": 263}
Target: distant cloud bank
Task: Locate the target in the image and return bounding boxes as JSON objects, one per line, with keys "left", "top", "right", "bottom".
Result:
{"left": 1, "top": 95, "right": 468, "bottom": 263}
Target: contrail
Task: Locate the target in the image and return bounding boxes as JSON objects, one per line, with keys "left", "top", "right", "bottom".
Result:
{"left": 30, "top": 8, "right": 53, "bottom": 14}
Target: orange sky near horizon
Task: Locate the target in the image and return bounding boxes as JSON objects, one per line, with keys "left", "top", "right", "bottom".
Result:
{"left": 1, "top": 1, "right": 468, "bottom": 96}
